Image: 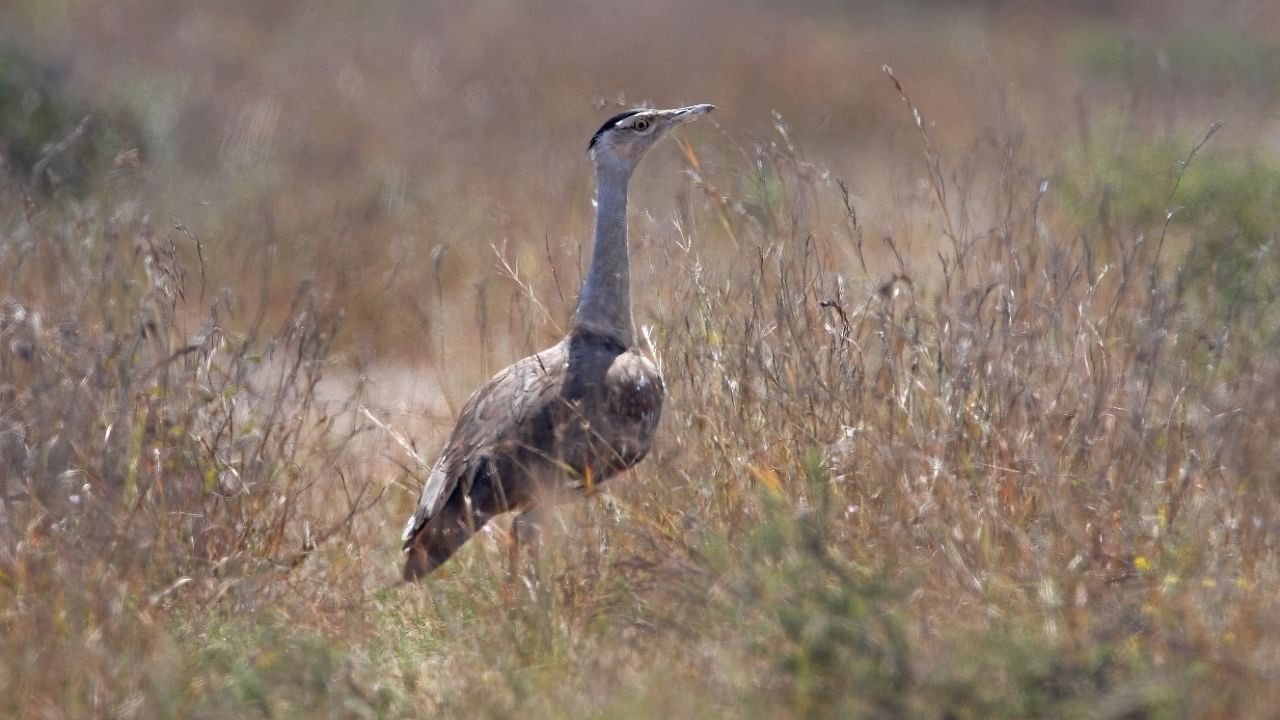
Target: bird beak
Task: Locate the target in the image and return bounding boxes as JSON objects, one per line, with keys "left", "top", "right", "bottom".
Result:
{"left": 668, "top": 104, "right": 715, "bottom": 124}
{"left": 645, "top": 103, "right": 716, "bottom": 137}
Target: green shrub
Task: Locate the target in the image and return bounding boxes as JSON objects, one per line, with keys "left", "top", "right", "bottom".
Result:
{"left": 1061, "top": 124, "right": 1280, "bottom": 329}
{"left": 0, "top": 45, "right": 143, "bottom": 193}
{"left": 1069, "top": 26, "right": 1280, "bottom": 94}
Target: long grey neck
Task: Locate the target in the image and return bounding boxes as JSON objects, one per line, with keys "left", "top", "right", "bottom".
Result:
{"left": 572, "top": 163, "right": 635, "bottom": 346}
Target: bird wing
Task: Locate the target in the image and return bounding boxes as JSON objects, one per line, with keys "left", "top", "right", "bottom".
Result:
{"left": 401, "top": 341, "right": 567, "bottom": 547}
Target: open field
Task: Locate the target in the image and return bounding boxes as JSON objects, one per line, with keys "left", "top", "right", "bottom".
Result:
{"left": 3, "top": 0, "right": 1280, "bottom": 716}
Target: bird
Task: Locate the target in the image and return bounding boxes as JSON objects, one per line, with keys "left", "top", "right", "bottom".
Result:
{"left": 401, "top": 103, "right": 715, "bottom": 581}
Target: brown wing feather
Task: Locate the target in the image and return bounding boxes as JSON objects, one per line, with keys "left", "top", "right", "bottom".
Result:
{"left": 401, "top": 341, "right": 568, "bottom": 548}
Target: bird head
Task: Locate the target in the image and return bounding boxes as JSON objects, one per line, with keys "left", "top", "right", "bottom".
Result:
{"left": 588, "top": 104, "right": 714, "bottom": 175}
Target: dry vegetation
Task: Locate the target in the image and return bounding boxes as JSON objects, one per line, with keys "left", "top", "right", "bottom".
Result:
{"left": 3, "top": 0, "right": 1280, "bottom": 717}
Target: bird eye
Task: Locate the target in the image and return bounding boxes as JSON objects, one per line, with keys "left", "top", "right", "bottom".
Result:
{"left": 632, "top": 119, "right": 651, "bottom": 132}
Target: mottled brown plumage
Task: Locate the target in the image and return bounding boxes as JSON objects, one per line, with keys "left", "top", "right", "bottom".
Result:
{"left": 401, "top": 104, "right": 712, "bottom": 580}
{"left": 401, "top": 330, "right": 663, "bottom": 580}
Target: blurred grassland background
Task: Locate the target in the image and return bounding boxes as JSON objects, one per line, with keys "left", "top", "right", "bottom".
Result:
{"left": 3, "top": 0, "right": 1280, "bottom": 717}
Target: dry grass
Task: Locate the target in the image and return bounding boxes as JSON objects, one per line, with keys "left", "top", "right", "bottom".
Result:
{"left": 3, "top": 1, "right": 1280, "bottom": 717}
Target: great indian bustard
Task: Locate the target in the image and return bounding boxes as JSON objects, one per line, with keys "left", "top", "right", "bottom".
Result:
{"left": 401, "top": 103, "right": 715, "bottom": 581}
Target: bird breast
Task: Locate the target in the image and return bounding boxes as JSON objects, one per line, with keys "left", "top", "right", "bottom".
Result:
{"left": 600, "top": 350, "right": 664, "bottom": 468}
